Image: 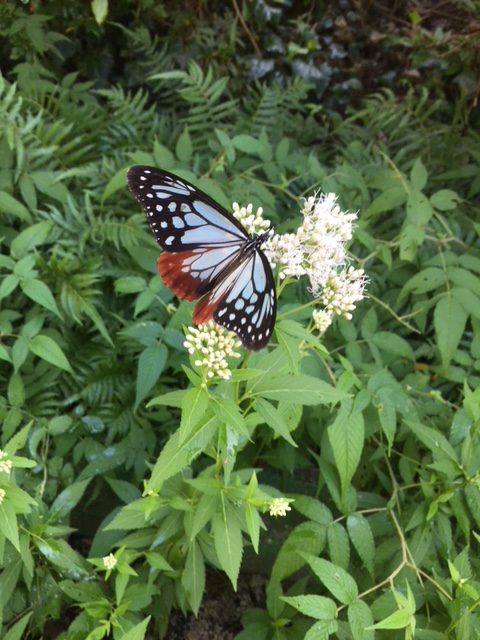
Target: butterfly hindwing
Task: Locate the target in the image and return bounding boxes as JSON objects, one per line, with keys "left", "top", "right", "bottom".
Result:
{"left": 127, "top": 166, "right": 248, "bottom": 251}
{"left": 193, "top": 250, "right": 276, "bottom": 351}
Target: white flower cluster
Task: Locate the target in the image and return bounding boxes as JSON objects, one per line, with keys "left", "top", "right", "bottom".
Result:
{"left": 0, "top": 488, "right": 5, "bottom": 504}
{"left": 0, "top": 451, "right": 12, "bottom": 474}
{"left": 103, "top": 553, "right": 117, "bottom": 570}
{"left": 312, "top": 309, "right": 332, "bottom": 334}
{"left": 263, "top": 192, "right": 367, "bottom": 321}
{"left": 184, "top": 321, "right": 241, "bottom": 380}
{"left": 233, "top": 202, "right": 271, "bottom": 237}
{"left": 269, "top": 497, "right": 292, "bottom": 517}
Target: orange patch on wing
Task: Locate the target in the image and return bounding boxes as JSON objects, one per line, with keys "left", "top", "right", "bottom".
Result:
{"left": 192, "top": 293, "right": 217, "bottom": 324}
{"left": 157, "top": 251, "right": 201, "bottom": 302}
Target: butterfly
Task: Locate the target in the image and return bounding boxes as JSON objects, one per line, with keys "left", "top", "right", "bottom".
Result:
{"left": 127, "top": 166, "right": 276, "bottom": 351}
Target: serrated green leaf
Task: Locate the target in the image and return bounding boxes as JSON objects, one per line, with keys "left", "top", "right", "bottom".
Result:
{"left": 434, "top": 295, "right": 467, "bottom": 369}
{"left": 328, "top": 404, "right": 364, "bottom": 498}
{"left": 180, "top": 387, "right": 209, "bottom": 444}
{"left": 300, "top": 553, "right": 358, "bottom": 604}
{"left": 256, "top": 398, "right": 297, "bottom": 446}
{"left": 327, "top": 522, "right": 350, "bottom": 569}
{"left": 282, "top": 595, "right": 336, "bottom": 620}
{"left": 255, "top": 375, "right": 349, "bottom": 405}
{"left": 147, "top": 389, "right": 186, "bottom": 408}
{"left": 3, "top": 612, "right": 33, "bottom": 640}
{"left": 371, "top": 331, "right": 414, "bottom": 359}
{"left": 50, "top": 479, "right": 91, "bottom": 521}
{"left": 0, "top": 500, "right": 20, "bottom": 551}
{"left": 176, "top": 126, "right": 193, "bottom": 163}
{"left": 348, "top": 600, "right": 374, "bottom": 640}
{"left": 182, "top": 540, "right": 205, "bottom": 616}
{"left": 212, "top": 499, "right": 243, "bottom": 589}
{"left": 0, "top": 190, "right": 32, "bottom": 223}
{"left": 346, "top": 514, "right": 375, "bottom": 578}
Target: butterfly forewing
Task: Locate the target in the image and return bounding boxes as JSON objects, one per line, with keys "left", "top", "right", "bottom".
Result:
{"left": 127, "top": 165, "right": 276, "bottom": 351}
{"left": 127, "top": 166, "right": 248, "bottom": 251}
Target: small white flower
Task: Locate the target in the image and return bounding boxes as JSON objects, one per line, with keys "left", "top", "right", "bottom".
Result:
{"left": 269, "top": 498, "right": 292, "bottom": 517}
{"left": 103, "top": 553, "right": 117, "bottom": 570}
{"left": 0, "top": 488, "right": 5, "bottom": 504}
{"left": 232, "top": 202, "right": 271, "bottom": 237}
{"left": 0, "top": 451, "right": 12, "bottom": 475}
{"left": 184, "top": 321, "right": 241, "bottom": 381}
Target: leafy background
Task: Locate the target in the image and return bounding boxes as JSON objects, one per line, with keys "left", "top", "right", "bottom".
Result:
{"left": 0, "top": 1, "right": 479, "bottom": 639}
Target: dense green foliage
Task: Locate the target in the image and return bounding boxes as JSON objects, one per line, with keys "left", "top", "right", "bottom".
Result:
{"left": 0, "top": 1, "right": 479, "bottom": 639}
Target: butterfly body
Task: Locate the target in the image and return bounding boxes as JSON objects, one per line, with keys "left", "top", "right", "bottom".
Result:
{"left": 127, "top": 166, "right": 276, "bottom": 351}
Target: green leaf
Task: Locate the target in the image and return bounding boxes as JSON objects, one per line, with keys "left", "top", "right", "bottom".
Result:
{"left": 20, "top": 278, "right": 62, "bottom": 318}
{"left": 304, "top": 619, "right": 338, "bottom": 640}
{"left": 347, "top": 600, "right": 374, "bottom": 640}
{"left": 182, "top": 540, "right": 205, "bottom": 616}
{"left": 0, "top": 190, "right": 32, "bottom": 223}
{"left": 399, "top": 267, "right": 444, "bottom": 298}
{"left": 346, "top": 514, "right": 375, "bottom": 578}
{"left": 179, "top": 387, "right": 209, "bottom": 444}
{"left": 10, "top": 221, "right": 53, "bottom": 259}
{"left": 407, "top": 189, "right": 432, "bottom": 224}
{"left": 176, "top": 126, "right": 193, "bottom": 163}
{"left": 29, "top": 335, "right": 73, "bottom": 372}
{"left": 0, "top": 500, "right": 20, "bottom": 551}
{"left": 232, "top": 134, "right": 262, "bottom": 155}
{"left": 147, "top": 389, "right": 186, "bottom": 408}
{"left": 366, "top": 608, "right": 412, "bottom": 630}
{"left": 327, "top": 522, "right": 350, "bottom": 569}
{"left": 405, "top": 421, "right": 459, "bottom": 464}
{"left": 135, "top": 344, "right": 168, "bottom": 410}
{"left": 50, "top": 479, "right": 91, "bottom": 520}
{"left": 102, "top": 166, "right": 127, "bottom": 202}
{"left": 328, "top": 404, "right": 364, "bottom": 498}
{"left": 255, "top": 375, "right": 349, "bottom": 405}
{"left": 212, "top": 500, "right": 243, "bottom": 589}
{"left": 430, "top": 189, "right": 459, "bottom": 211}
{"left": 410, "top": 157, "right": 428, "bottom": 191}
{"left": 282, "top": 595, "right": 336, "bottom": 620}
{"left": 434, "top": 295, "right": 467, "bottom": 368}
{"left": 0, "top": 273, "right": 19, "bottom": 300}
{"left": 3, "top": 612, "right": 33, "bottom": 640}
{"left": 371, "top": 331, "right": 414, "bottom": 359}
{"left": 145, "top": 414, "right": 218, "bottom": 492}
{"left": 34, "top": 538, "right": 86, "bottom": 573}
{"left": 255, "top": 398, "right": 297, "bottom": 446}
{"left": 364, "top": 187, "right": 407, "bottom": 219}
{"left": 300, "top": 554, "right": 358, "bottom": 604}
{"left": 451, "top": 287, "right": 480, "bottom": 319}
{"left": 211, "top": 397, "right": 249, "bottom": 439}
{"left": 0, "top": 559, "right": 22, "bottom": 608}
{"left": 116, "top": 617, "right": 151, "bottom": 640}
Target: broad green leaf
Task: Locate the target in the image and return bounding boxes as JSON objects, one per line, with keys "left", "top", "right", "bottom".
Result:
{"left": 115, "top": 276, "right": 146, "bottom": 294}
{"left": 3, "top": 612, "right": 33, "bottom": 640}
{"left": 293, "top": 496, "right": 333, "bottom": 526}
{"left": 410, "top": 157, "right": 428, "bottom": 191}
{"left": 176, "top": 126, "right": 193, "bottom": 163}
{"left": 328, "top": 404, "right": 364, "bottom": 498}
{"left": 29, "top": 335, "right": 73, "bottom": 373}
{"left": 271, "top": 522, "right": 327, "bottom": 583}
{"left": 366, "top": 608, "right": 412, "bottom": 630}
{"left": 179, "top": 387, "right": 209, "bottom": 444}
{"left": 0, "top": 190, "right": 32, "bottom": 223}
{"left": 407, "top": 189, "right": 432, "bottom": 224}
{"left": 211, "top": 397, "right": 249, "bottom": 439}
{"left": 405, "top": 421, "right": 459, "bottom": 464}
{"left": 116, "top": 616, "right": 151, "bottom": 640}
{"left": 282, "top": 595, "right": 336, "bottom": 620}
{"left": 346, "top": 514, "right": 375, "bottom": 578}
{"left": 135, "top": 343, "right": 168, "bottom": 410}
{"left": 245, "top": 502, "right": 262, "bottom": 554}
{"left": 145, "top": 413, "right": 218, "bottom": 492}
{"left": 304, "top": 619, "right": 338, "bottom": 640}
{"left": 0, "top": 500, "right": 20, "bottom": 551}
{"left": 255, "top": 375, "right": 349, "bottom": 405}
{"left": 327, "top": 522, "right": 350, "bottom": 569}
{"left": 255, "top": 398, "right": 297, "bottom": 446}
{"left": 50, "top": 479, "right": 91, "bottom": 520}
{"left": 0, "top": 559, "right": 22, "bottom": 608}
{"left": 348, "top": 600, "right": 374, "bottom": 640}
{"left": 232, "top": 134, "right": 262, "bottom": 154}
{"left": 147, "top": 389, "right": 186, "bottom": 408}
{"left": 451, "top": 287, "right": 480, "bottom": 319}
{"left": 182, "top": 540, "right": 205, "bottom": 616}
{"left": 212, "top": 499, "right": 243, "bottom": 589}
{"left": 430, "top": 189, "right": 460, "bottom": 211}
{"left": 364, "top": 187, "right": 407, "bottom": 219}
{"left": 20, "top": 279, "right": 62, "bottom": 318}
{"left": 371, "top": 331, "right": 414, "bottom": 359}
{"left": 434, "top": 295, "right": 467, "bottom": 368}
{"left": 102, "top": 166, "right": 127, "bottom": 202}
{"left": 399, "top": 267, "right": 444, "bottom": 298}
{"left": 10, "top": 220, "right": 53, "bottom": 259}
{"left": 300, "top": 554, "right": 358, "bottom": 604}
{"left": 34, "top": 538, "right": 87, "bottom": 573}
{"left": 0, "top": 273, "right": 19, "bottom": 300}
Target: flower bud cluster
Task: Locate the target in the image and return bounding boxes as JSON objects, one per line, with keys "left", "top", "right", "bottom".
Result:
{"left": 233, "top": 202, "right": 271, "bottom": 237}
{"left": 0, "top": 451, "right": 12, "bottom": 474}
{"left": 184, "top": 321, "right": 241, "bottom": 380}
